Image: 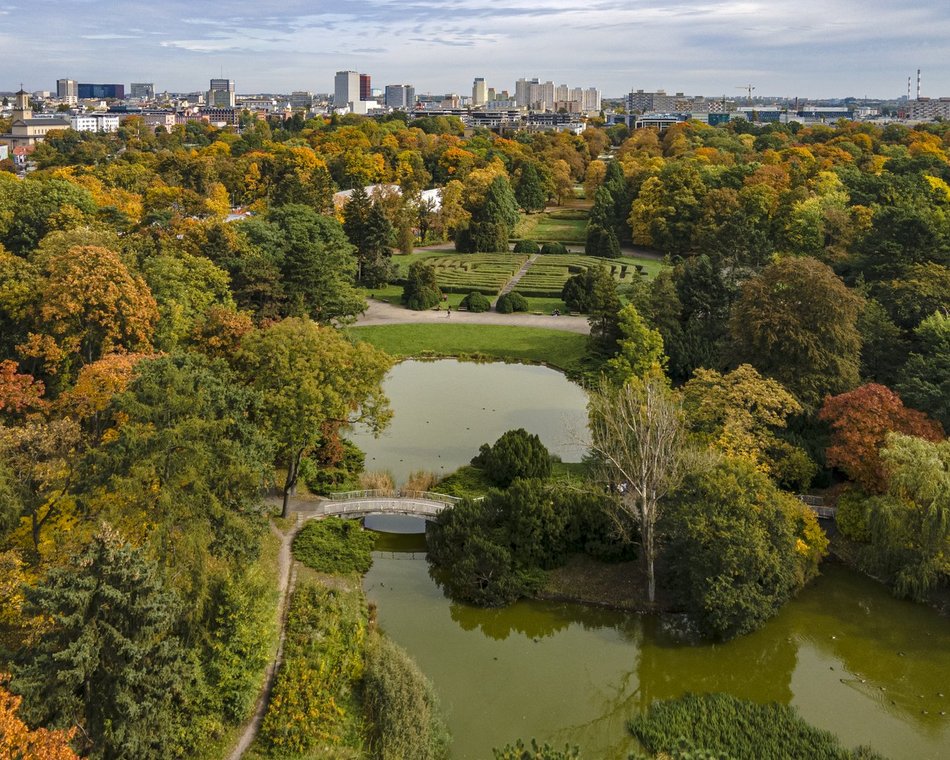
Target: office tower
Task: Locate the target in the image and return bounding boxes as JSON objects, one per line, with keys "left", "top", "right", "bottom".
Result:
{"left": 290, "top": 91, "right": 314, "bottom": 110}
{"left": 384, "top": 84, "right": 415, "bottom": 110}
{"left": 472, "top": 77, "right": 487, "bottom": 106}
{"left": 207, "top": 78, "right": 236, "bottom": 107}
{"left": 77, "top": 83, "right": 125, "bottom": 99}
{"left": 130, "top": 83, "right": 155, "bottom": 99}
{"left": 56, "top": 78, "right": 78, "bottom": 100}
{"left": 360, "top": 74, "right": 372, "bottom": 101}
{"left": 335, "top": 70, "right": 360, "bottom": 107}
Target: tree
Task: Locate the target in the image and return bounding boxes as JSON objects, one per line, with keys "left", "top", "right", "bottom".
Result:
{"left": 239, "top": 318, "right": 392, "bottom": 517}
{"left": 587, "top": 375, "right": 689, "bottom": 603}
{"left": 23, "top": 245, "right": 157, "bottom": 373}
{"left": 665, "top": 457, "right": 827, "bottom": 639}
{"left": 402, "top": 261, "right": 442, "bottom": 311}
{"left": 471, "top": 429, "right": 551, "bottom": 487}
{"left": 584, "top": 223, "right": 621, "bottom": 258}
{"left": 683, "top": 364, "right": 814, "bottom": 489}
{"left": 0, "top": 675, "right": 78, "bottom": 760}
{"left": 867, "top": 434, "right": 950, "bottom": 600}
{"left": 515, "top": 163, "right": 546, "bottom": 214}
{"left": 13, "top": 524, "right": 192, "bottom": 759}
{"left": 729, "top": 257, "right": 863, "bottom": 409}
{"left": 343, "top": 187, "right": 395, "bottom": 287}
{"left": 606, "top": 304, "right": 665, "bottom": 385}
{"left": 819, "top": 384, "right": 944, "bottom": 494}
{"left": 456, "top": 175, "right": 518, "bottom": 252}
{"left": 897, "top": 311, "right": 950, "bottom": 429}
{"left": 241, "top": 205, "right": 365, "bottom": 324}
{"left": 0, "top": 360, "right": 46, "bottom": 420}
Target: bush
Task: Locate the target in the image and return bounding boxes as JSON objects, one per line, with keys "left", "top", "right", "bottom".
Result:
{"left": 629, "top": 693, "right": 884, "bottom": 760}
{"left": 664, "top": 458, "right": 828, "bottom": 640}
{"left": 471, "top": 428, "right": 551, "bottom": 487}
{"left": 513, "top": 240, "right": 540, "bottom": 254}
{"left": 259, "top": 583, "right": 367, "bottom": 755}
{"left": 434, "top": 464, "right": 494, "bottom": 499}
{"left": 496, "top": 292, "right": 529, "bottom": 313}
{"left": 403, "top": 261, "right": 442, "bottom": 310}
{"left": 361, "top": 470, "right": 396, "bottom": 493}
{"left": 835, "top": 487, "right": 872, "bottom": 542}
{"left": 363, "top": 632, "right": 450, "bottom": 760}
{"left": 461, "top": 291, "right": 492, "bottom": 312}
{"left": 299, "top": 438, "right": 365, "bottom": 495}
{"left": 292, "top": 517, "right": 377, "bottom": 574}
{"left": 540, "top": 242, "right": 568, "bottom": 254}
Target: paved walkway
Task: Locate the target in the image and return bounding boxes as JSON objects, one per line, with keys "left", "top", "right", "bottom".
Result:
{"left": 354, "top": 299, "right": 591, "bottom": 334}
{"left": 496, "top": 253, "right": 539, "bottom": 301}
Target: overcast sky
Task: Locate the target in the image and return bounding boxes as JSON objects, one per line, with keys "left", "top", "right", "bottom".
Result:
{"left": 2, "top": 1, "right": 948, "bottom": 99}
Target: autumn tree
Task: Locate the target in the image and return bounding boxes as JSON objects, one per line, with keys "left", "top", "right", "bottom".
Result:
{"left": 819, "top": 384, "right": 944, "bottom": 493}
{"left": 238, "top": 318, "right": 393, "bottom": 516}
{"left": 606, "top": 304, "right": 665, "bottom": 385}
{"left": 0, "top": 675, "right": 78, "bottom": 760}
{"left": 587, "top": 375, "right": 689, "bottom": 603}
{"left": 13, "top": 524, "right": 192, "bottom": 759}
{"left": 22, "top": 245, "right": 157, "bottom": 374}
{"left": 729, "top": 257, "right": 863, "bottom": 409}
{"left": 683, "top": 364, "right": 815, "bottom": 490}
{"left": 0, "top": 360, "right": 46, "bottom": 420}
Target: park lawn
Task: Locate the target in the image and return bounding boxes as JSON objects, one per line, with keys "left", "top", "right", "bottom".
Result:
{"left": 514, "top": 295, "right": 569, "bottom": 314}
{"left": 348, "top": 323, "right": 589, "bottom": 374}
{"left": 514, "top": 209, "right": 589, "bottom": 243}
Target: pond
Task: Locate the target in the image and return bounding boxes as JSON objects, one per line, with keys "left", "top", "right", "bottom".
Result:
{"left": 348, "top": 359, "right": 590, "bottom": 485}
{"left": 354, "top": 358, "right": 950, "bottom": 759}
{"left": 364, "top": 552, "right": 950, "bottom": 760}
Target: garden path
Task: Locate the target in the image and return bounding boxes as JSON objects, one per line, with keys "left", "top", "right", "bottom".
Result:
{"left": 354, "top": 298, "right": 591, "bottom": 334}
{"left": 496, "top": 253, "right": 539, "bottom": 302}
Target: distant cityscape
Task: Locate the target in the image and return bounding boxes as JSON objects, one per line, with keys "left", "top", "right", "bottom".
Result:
{"left": 2, "top": 67, "right": 948, "bottom": 162}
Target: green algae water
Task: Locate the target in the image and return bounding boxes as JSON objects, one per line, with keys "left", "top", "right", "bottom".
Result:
{"left": 355, "top": 359, "right": 949, "bottom": 758}
{"left": 364, "top": 556, "right": 949, "bottom": 760}
{"left": 349, "top": 359, "right": 590, "bottom": 485}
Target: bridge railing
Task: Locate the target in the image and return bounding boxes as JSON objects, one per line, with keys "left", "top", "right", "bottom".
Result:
{"left": 326, "top": 488, "right": 461, "bottom": 505}
{"left": 797, "top": 494, "right": 838, "bottom": 520}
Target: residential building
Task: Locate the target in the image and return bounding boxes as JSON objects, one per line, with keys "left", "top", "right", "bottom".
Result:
{"left": 626, "top": 89, "right": 676, "bottom": 114}
{"left": 908, "top": 97, "right": 950, "bottom": 120}
{"left": 289, "top": 91, "right": 314, "bottom": 110}
{"left": 70, "top": 113, "right": 120, "bottom": 132}
{"left": 384, "top": 84, "right": 415, "bottom": 110}
{"left": 207, "top": 78, "right": 236, "bottom": 108}
{"left": 515, "top": 78, "right": 539, "bottom": 108}
{"left": 78, "top": 83, "right": 125, "bottom": 99}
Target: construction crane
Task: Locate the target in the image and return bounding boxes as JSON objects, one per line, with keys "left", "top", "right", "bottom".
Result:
{"left": 735, "top": 84, "right": 755, "bottom": 101}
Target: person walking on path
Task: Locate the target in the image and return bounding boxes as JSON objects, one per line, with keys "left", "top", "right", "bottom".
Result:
{"left": 446, "top": 306, "right": 451, "bottom": 318}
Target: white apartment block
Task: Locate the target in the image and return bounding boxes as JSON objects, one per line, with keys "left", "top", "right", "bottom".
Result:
{"left": 70, "top": 113, "right": 120, "bottom": 132}
{"left": 908, "top": 98, "right": 950, "bottom": 120}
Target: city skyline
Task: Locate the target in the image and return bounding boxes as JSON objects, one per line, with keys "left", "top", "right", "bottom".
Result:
{"left": 1, "top": 1, "right": 949, "bottom": 98}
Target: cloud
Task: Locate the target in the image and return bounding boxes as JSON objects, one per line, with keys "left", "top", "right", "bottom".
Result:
{"left": 3, "top": 0, "right": 949, "bottom": 97}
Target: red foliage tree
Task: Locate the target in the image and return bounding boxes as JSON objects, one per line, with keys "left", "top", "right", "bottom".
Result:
{"left": 819, "top": 383, "right": 945, "bottom": 493}
{"left": 0, "top": 674, "right": 78, "bottom": 760}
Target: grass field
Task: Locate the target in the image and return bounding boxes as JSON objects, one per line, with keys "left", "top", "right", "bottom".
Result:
{"left": 349, "top": 323, "right": 589, "bottom": 374}
{"left": 515, "top": 208, "right": 589, "bottom": 243}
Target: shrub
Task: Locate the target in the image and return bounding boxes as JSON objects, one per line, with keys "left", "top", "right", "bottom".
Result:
{"left": 540, "top": 241, "right": 568, "bottom": 254}
{"left": 834, "top": 487, "right": 872, "bottom": 542}
{"left": 496, "top": 292, "right": 529, "bottom": 314}
{"left": 361, "top": 470, "right": 396, "bottom": 493}
{"left": 403, "top": 261, "right": 442, "bottom": 310}
{"left": 259, "top": 583, "right": 367, "bottom": 755}
{"left": 471, "top": 428, "right": 551, "bottom": 487}
{"left": 629, "top": 693, "right": 884, "bottom": 760}
{"left": 460, "top": 290, "right": 492, "bottom": 312}
{"left": 299, "top": 438, "right": 365, "bottom": 495}
{"left": 434, "top": 464, "right": 494, "bottom": 499}
{"left": 362, "top": 632, "right": 450, "bottom": 760}
{"left": 292, "top": 517, "right": 377, "bottom": 574}
{"left": 513, "top": 240, "right": 540, "bottom": 254}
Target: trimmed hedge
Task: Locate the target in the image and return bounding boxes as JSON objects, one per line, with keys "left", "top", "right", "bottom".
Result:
{"left": 513, "top": 240, "right": 541, "bottom": 254}
{"left": 496, "top": 292, "right": 529, "bottom": 313}
{"left": 540, "top": 242, "right": 568, "bottom": 254}
{"left": 460, "top": 291, "right": 492, "bottom": 312}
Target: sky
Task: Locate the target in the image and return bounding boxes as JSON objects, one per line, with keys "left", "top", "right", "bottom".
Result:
{"left": 2, "top": 0, "right": 949, "bottom": 99}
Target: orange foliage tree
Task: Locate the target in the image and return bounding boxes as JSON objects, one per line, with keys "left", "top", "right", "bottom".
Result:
{"left": 0, "top": 674, "right": 78, "bottom": 760}
{"left": 0, "top": 360, "right": 46, "bottom": 418}
{"left": 819, "top": 383, "right": 945, "bottom": 493}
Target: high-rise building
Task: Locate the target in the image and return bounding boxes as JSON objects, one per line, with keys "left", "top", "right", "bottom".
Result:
{"left": 56, "top": 78, "right": 78, "bottom": 100}
{"left": 77, "top": 83, "right": 125, "bottom": 99}
{"left": 384, "top": 84, "right": 415, "bottom": 110}
{"left": 472, "top": 77, "right": 487, "bottom": 107}
{"left": 130, "top": 83, "right": 155, "bottom": 100}
{"left": 207, "top": 78, "right": 236, "bottom": 107}
{"left": 334, "top": 70, "right": 360, "bottom": 108}
{"left": 289, "top": 91, "right": 314, "bottom": 110}
{"left": 538, "top": 81, "right": 555, "bottom": 111}
{"left": 359, "top": 74, "right": 372, "bottom": 101}
{"left": 515, "top": 78, "right": 539, "bottom": 108}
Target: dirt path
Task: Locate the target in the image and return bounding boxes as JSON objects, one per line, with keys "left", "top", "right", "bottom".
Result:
{"left": 227, "top": 517, "right": 298, "bottom": 760}
{"left": 354, "top": 298, "right": 590, "bottom": 334}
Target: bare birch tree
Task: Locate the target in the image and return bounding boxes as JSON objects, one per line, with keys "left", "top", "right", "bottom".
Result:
{"left": 587, "top": 375, "right": 688, "bottom": 604}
